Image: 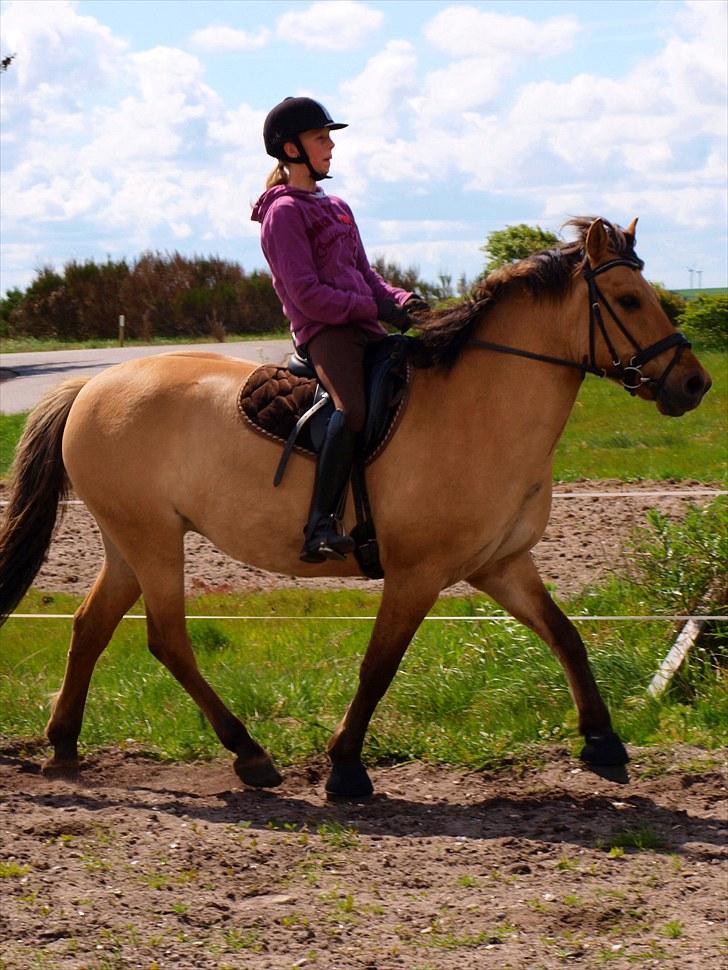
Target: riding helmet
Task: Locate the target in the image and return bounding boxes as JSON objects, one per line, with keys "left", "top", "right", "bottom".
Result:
{"left": 263, "top": 96, "right": 347, "bottom": 162}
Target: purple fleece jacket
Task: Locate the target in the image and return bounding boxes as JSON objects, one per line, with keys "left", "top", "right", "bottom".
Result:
{"left": 250, "top": 185, "right": 410, "bottom": 347}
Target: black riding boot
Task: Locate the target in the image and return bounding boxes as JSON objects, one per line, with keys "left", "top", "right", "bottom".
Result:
{"left": 300, "top": 409, "right": 357, "bottom": 563}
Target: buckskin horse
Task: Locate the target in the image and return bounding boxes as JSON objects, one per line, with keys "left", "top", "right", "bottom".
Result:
{"left": 0, "top": 217, "right": 711, "bottom": 798}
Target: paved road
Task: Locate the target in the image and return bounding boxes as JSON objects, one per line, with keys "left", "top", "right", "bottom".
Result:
{"left": 0, "top": 338, "right": 294, "bottom": 414}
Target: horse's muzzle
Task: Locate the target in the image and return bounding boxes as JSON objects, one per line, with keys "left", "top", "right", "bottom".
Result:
{"left": 656, "top": 364, "right": 712, "bottom": 416}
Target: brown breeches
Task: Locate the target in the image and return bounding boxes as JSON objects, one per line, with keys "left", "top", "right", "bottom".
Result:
{"left": 305, "top": 324, "right": 384, "bottom": 434}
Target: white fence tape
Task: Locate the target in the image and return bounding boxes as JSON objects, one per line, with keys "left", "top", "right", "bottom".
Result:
{"left": 1, "top": 490, "right": 726, "bottom": 509}
{"left": 7, "top": 613, "right": 726, "bottom": 622}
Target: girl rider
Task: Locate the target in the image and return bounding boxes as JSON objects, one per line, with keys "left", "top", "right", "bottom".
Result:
{"left": 252, "top": 96, "right": 428, "bottom": 564}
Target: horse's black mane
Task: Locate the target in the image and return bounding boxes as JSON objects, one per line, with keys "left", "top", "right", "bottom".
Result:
{"left": 411, "top": 217, "right": 636, "bottom": 368}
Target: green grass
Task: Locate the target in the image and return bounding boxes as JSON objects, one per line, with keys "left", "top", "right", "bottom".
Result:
{"left": 1, "top": 501, "right": 725, "bottom": 766}
{"left": 0, "top": 330, "right": 290, "bottom": 354}
{"left": 2, "top": 350, "right": 725, "bottom": 482}
{"left": 0, "top": 412, "right": 26, "bottom": 477}
{"left": 553, "top": 350, "right": 726, "bottom": 482}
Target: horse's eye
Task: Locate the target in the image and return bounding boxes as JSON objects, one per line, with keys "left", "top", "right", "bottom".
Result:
{"left": 617, "top": 294, "right": 641, "bottom": 310}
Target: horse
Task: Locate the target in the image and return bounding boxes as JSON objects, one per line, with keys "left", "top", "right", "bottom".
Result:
{"left": 0, "top": 217, "right": 711, "bottom": 799}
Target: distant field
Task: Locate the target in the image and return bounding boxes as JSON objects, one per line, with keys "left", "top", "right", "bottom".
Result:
{"left": 673, "top": 287, "right": 728, "bottom": 301}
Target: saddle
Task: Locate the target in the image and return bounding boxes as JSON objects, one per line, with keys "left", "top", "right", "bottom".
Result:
{"left": 238, "top": 334, "right": 412, "bottom": 578}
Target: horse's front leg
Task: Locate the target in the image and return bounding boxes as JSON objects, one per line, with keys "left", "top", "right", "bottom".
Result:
{"left": 326, "top": 579, "right": 441, "bottom": 798}
{"left": 468, "top": 552, "right": 628, "bottom": 767}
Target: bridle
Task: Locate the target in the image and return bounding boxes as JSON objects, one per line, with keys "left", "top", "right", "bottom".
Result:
{"left": 471, "top": 255, "right": 691, "bottom": 396}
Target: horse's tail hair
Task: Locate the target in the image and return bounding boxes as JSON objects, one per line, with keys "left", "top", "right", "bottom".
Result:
{"left": 0, "top": 378, "right": 88, "bottom": 626}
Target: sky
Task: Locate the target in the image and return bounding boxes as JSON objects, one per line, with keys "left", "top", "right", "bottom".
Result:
{"left": 1, "top": 0, "right": 726, "bottom": 298}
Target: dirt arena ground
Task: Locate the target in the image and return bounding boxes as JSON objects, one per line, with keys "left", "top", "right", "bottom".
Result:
{"left": 0, "top": 744, "right": 725, "bottom": 969}
{"left": 1, "top": 480, "right": 725, "bottom": 969}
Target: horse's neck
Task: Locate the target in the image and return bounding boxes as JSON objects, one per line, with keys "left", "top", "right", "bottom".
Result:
{"left": 413, "top": 294, "right": 584, "bottom": 464}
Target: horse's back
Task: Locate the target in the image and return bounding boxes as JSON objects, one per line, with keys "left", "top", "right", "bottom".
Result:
{"left": 59, "top": 350, "right": 344, "bottom": 574}
{"left": 62, "top": 351, "right": 276, "bottom": 503}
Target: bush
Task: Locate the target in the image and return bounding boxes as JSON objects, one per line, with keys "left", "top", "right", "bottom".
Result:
{"left": 678, "top": 294, "right": 728, "bottom": 351}
{"left": 0, "top": 287, "right": 24, "bottom": 337}
{"left": 4, "top": 253, "right": 287, "bottom": 341}
{"left": 650, "top": 283, "right": 686, "bottom": 326}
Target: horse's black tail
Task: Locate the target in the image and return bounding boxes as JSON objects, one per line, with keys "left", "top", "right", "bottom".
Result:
{"left": 0, "top": 378, "right": 88, "bottom": 625}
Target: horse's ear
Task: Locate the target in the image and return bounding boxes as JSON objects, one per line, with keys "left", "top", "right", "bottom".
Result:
{"left": 625, "top": 217, "right": 638, "bottom": 248}
{"left": 585, "top": 218, "right": 610, "bottom": 266}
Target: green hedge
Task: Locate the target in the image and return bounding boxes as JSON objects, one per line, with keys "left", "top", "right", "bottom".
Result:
{"left": 678, "top": 294, "right": 728, "bottom": 351}
{"left": 1, "top": 253, "right": 285, "bottom": 341}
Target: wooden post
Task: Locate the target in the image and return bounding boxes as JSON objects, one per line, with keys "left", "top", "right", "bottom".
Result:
{"left": 647, "top": 618, "right": 705, "bottom": 698}
{"left": 118, "top": 314, "right": 125, "bottom": 347}
{"left": 647, "top": 580, "right": 726, "bottom": 698}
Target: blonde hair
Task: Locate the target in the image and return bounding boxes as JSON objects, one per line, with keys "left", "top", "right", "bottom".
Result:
{"left": 266, "top": 161, "right": 289, "bottom": 188}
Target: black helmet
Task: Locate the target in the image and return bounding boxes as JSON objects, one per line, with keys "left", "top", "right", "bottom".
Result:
{"left": 263, "top": 96, "right": 347, "bottom": 181}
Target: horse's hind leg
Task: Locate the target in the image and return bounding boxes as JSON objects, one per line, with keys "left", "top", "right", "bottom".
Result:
{"left": 44, "top": 536, "right": 141, "bottom": 776}
{"left": 468, "top": 552, "right": 628, "bottom": 767}
{"left": 132, "top": 528, "right": 282, "bottom": 789}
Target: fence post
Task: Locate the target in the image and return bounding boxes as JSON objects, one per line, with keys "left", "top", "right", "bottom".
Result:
{"left": 118, "top": 314, "right": 125, "bottom": 347}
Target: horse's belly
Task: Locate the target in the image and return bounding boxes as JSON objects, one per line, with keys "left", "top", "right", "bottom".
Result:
{"left": 492, "top": 519, "right": 544, "bottom": 562}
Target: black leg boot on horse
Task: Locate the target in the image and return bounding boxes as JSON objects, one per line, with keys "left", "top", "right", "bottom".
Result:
{"left": 300, "top": 409, "right": 357, "bottom": 563}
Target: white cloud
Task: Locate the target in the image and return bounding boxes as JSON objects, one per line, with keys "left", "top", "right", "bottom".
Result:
{"left": 417, "top": 6, "right": 580, "bottom": 117}
{"left": 189, "top": 24, "right": 271, "bottom": 52}
{"left": 375, "top": 220, "right": 469, "bottom": 241}
{"left": 1, "top": 0, "right": 726, "bottom": 294}
{"left": 415, "top": 56, "right": 508, "bottom": 117}
{"left": 367, "top": 238, "right": 484, "bottom": 280}
{"left": 339, "top": 40, "right": 417, "bottom": 133}
{"left": 423, "top": 6, "right": 580, "bottom": 58}
{"left": 601, "top": 187, "right": 727, "bottom": 231}
{"left": 207, "top": 103, "right": 267, "bottom": 153}
{"left": 0, "top": 0, "right": 126, "bottom": 94}
{"left": 276, "top": 1, "right": 383, "bottom": 51}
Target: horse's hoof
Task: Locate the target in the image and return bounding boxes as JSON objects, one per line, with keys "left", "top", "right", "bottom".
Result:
{"left": 234, "top": 755, "right": 283, "bottom": 789}
{"left": 580, "top": 731, "right": 629, "bottom": 767}
{"left": 41, "top": 757, "right": 80, "bottom": 779}
{"left": 325, "top": 761, "right": 374, "bottom": 800}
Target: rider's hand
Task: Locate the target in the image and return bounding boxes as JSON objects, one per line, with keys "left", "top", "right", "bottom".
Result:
{"left": 377, "top": 299, "right": 411, "bottom": 331}
{"left": 405, "top": 293, "right": 430, "bottom": 315}
{"left": 378, "top": 295, "right": 431, "bottom": 331}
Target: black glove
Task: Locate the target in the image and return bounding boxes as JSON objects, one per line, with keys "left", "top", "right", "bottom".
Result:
{"left": 405, "top": 293, "right": 430, "bottom": 315}
{"left": 378, "top": 295, "right": 431, "bottom": 331}
{"left": 377, "top": 299, "right": 411, "bottom": 331}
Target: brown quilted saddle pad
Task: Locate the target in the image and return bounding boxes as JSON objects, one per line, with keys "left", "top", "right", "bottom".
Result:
{"left": 238, "top": 365, "right": 319, "bottom": 457}
{"left": 238, "top": 347, "right": 410, "bottom": 464}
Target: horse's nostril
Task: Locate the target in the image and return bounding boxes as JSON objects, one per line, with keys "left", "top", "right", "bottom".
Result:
{"left": 685, "top": 374, "right": 706, "bottom": 398}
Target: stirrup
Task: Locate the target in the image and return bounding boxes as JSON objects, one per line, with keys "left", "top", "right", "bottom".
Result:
{"left": 300, "top": 517, "right": 355, "bottom": 563}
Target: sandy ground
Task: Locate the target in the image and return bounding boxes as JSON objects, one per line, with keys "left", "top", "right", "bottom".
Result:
{"left": 1, "top": 480, "right": 725, "bottom": 969}
{"left": 0, "top": 743, "right": 725, "bottom": 970}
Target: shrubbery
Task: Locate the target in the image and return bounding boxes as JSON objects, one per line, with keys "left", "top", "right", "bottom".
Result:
{"left": 678, "top": 294, "right": 728, "bottom": 351}
{"left": 651, "top": 283, "right": 687, "bottom": 326}
{"left": 1, "top": 253, "right": 286, "bottom": 341}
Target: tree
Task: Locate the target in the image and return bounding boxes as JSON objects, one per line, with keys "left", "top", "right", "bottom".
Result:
{"left": 481, "top": 224, "right": 560, "bottom": 272}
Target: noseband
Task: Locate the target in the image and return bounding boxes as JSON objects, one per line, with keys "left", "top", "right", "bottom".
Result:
{"left": 471, "top": 255, "right": 691, "bottom": 396}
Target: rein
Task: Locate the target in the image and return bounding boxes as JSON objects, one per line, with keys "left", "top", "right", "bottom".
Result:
{"left": 471, "top": 256, "right": 690, "bottom": 396}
